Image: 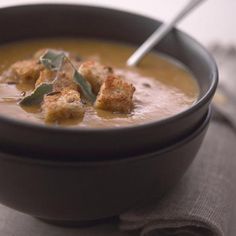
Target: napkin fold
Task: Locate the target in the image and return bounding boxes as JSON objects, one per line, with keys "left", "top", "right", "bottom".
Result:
{"left": 120, "top": 46, "right": 236, "bottom": 236}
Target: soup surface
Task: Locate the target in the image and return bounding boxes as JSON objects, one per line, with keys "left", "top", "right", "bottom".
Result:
{"left": 0, "top": 38, "right": 199, "bottom": 128}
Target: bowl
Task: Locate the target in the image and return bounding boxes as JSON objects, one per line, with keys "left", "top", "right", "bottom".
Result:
{"left": 0, "top": 4, "right": 218, "bottom": 161}
{"left": 0, "top": 108, "right": 211, "bottom": 223}
{"left": 0, "top": 4, "right": 217, "bottom": 223}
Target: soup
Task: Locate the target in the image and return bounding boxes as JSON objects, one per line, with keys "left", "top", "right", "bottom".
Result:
{"left": 0, "top": 38, "right": 199, "bottom": 128}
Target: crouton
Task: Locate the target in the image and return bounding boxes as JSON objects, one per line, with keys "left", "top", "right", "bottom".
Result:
{"left": 95, "top": 75, "right": 135, "bottom": 113}
{"left": 79, "top": 61, "right": 113, "bottom": 94}
{"left": 42, "top": 89, "right": 84, "bottom": 122}
{"left": 35, "top": 68, "right": 56, "bottom": 87}
{"left": 1, "top": 59, "right": 43, "bottom": 84}
{"left": 35, "top": 63, "right": 78, "bottom": 91}
{"left": 11, "top": 60, "right": 43, "bottom": 82}
{"left": 53, "top": 62, "right": 78, "bottom": 91}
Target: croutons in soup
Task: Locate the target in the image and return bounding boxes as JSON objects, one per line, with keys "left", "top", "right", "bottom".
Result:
{"left": 0, "top": 38, "right": 199, "bottom": 128}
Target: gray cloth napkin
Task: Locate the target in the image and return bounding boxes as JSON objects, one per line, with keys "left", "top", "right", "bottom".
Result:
{"left": 0, "top": 46, "right": 235, "bottom": 236}
{"left": 119, "top": 45, "right": 236, "bottom": 236}
{"left": 120, "top": 121, "right": 236, "bottom": 236}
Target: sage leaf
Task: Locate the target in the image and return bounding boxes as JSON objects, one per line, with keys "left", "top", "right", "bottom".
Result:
{"left": 19, "top": 83, "right": 53, "bottom": 106}
{"left": 73, "top": 70, "right": 96, "bottom": 103}
{"left": 40, "top": 50, "right": 65, "bottom": 71}
{"left": 40, "top": 49, "right": 96, "bottom": 103}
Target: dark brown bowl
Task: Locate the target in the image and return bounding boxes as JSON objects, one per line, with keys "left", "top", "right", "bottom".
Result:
{"left": 0, "top": 4, "right": 218, "bottom": 161}
{"left": 0, "top": 108, "right": 211, "bottom": 223}
{"left": 0, "top": 4, "right": 217, "bottom": 224}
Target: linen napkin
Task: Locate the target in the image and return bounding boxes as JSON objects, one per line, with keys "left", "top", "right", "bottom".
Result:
{"left": 120, "top": 121, "right": 236, "bottom": 236}
{"left": 120, "top": 45, "right": 236, "bottom": 236}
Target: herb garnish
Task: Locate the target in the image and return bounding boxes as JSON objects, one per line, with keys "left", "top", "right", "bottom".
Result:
{"left": 19, "top": 83, "right": 53, "bottom": 106}
{"left": 65, "top": 57, "right": 96, "bottom": 103}
{"left": 40, "top": 50, "right": 65, "bottom": 71}
{"left": 73, "top": 70, "right": 96, "bottom": 103}
{"left": 19, "top": 49, "right": 96, "bottom": 106}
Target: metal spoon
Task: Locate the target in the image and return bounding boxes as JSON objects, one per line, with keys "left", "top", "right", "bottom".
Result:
{"left": 127, "top": 0, "right": 206, "bottom": 67}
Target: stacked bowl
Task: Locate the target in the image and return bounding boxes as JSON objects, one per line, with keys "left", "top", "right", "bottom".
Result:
{"left": 0, "top": 4, "right": 217, "bottom": 224}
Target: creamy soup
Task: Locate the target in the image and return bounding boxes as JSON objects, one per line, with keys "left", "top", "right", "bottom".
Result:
{"left": 0, "top": 38, "right": 199, "bottom": 128}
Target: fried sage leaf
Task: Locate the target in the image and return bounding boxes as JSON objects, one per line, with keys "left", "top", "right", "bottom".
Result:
{"left": 40, "top": 49, "right": 96, "bottom": 103}
{"left": 73, "top": 70, "right": 96, "bottom": 103}
{"left": 19, "top": 83, "right": 53, "bottom": 106}
{"left": 40, "top": 50, "right": 65, "bottom": 71}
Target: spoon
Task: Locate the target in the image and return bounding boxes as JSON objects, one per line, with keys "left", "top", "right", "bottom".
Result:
{"left": 127, "top": 0, "right": 206, "bottom": 67}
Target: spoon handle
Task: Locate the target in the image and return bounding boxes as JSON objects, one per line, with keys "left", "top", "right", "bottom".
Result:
{"left": 127, "top": 0, "right": 205, "bottom": 67}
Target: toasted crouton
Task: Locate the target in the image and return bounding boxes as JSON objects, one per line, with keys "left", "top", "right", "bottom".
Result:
{"left": 35, "top": 63, "right": 78, "bottom": 91}
{"left": 1, "top": 59, "right": 43, "bottom": 84}
{"left": 53, "top": 63, "right": 78, "bottom": 91}
{"left": 35, "top": 68, "right": 56, "bottom": 87}
{"left": 95, "top": 75, "right": 135, "bottom": 113}
{"left": 79, "top": 61, "right": 113, "bottom": 94}
{"left": 42, "top": 89, "right": 84, "bottom": 122}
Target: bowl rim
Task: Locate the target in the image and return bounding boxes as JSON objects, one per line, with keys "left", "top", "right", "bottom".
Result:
{"left": 0, "top": 3, "right": 218, "bottom": 133}
{"left": 0, "top": 107, "right": 211, "bottom": 166}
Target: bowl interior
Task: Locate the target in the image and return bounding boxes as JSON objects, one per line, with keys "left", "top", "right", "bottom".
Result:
{"left": 0, "top": 4, "right": 218, "bottom": 161}
{"left": 0, "top": 4, "right": 217, "bottom": 102}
